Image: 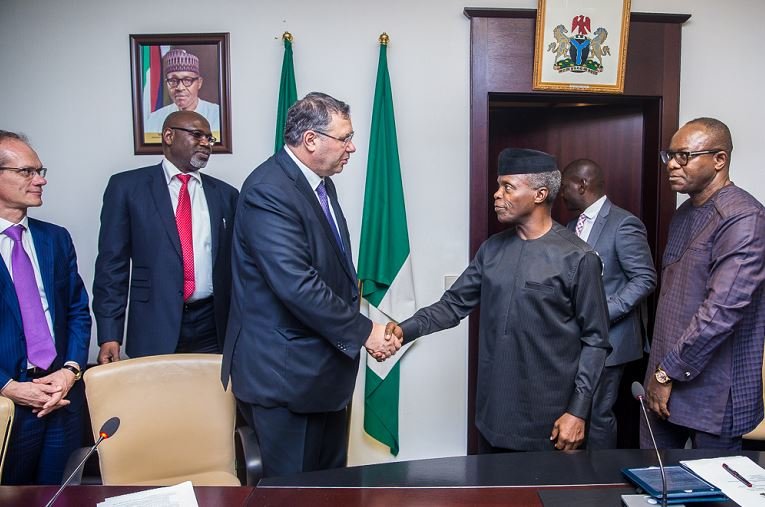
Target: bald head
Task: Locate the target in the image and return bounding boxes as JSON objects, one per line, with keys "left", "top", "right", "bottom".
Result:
{"left": 560, "top": 159, "right": 606, "bottom": 211}
{"left": 682, "top": 117, "right": 733, "bottom": 167}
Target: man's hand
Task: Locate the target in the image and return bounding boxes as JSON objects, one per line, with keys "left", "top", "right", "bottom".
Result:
{"left": 98, "top": 341, "right": 121, "bottom": 364}
{"left": 645, "top": 374, "right": 672, "bottom": 419}
{"left": 1, "top": 379, "right": 66, "bottom": 416}
{"left": 32, "top": 369, "right": 77, "bottom": 417}
{"left": 550, "top": 412, "right": 585, "bottom": 450}
{"left": 365, "top": 323, "right": 402, "bottom": 361}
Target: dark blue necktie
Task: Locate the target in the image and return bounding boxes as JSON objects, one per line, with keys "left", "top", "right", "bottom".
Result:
{"left": 316, "top": 181, "right": 345, "bottom": 252}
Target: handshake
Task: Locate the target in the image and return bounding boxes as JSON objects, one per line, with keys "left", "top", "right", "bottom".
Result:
{"left": 365, "top": 322, "right": 404, "bottom": 362}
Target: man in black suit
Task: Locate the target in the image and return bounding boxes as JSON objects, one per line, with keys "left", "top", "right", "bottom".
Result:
{"left": 93, "top": 111, "right": 238, "bottom": 363}
{"left": 222, "top": 92, "right": 400, "bottom": 478}
{"left": 560, "top": 158, "right": 657, "bottom": 448}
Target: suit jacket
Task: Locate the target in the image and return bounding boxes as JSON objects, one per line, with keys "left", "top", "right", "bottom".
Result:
{"left": 568, "top": 198, "right": 656, "bottom": 366}
{"left": 221, "top": 148, "right": 372, "bottom": 413}
{"left": 93, "top": 164, "right": 238, "bottom": 357}
{"left": 0, "top": 219, "right": 91, "bottom": 408}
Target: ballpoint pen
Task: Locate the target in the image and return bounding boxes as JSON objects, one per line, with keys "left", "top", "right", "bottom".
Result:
{"left": 722, "top": 463, "right": 752, "bottom": 487}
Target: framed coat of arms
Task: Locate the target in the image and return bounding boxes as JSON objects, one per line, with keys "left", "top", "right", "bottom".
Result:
{"left": 533, "top": 0, "right": 631, "bottom": 93}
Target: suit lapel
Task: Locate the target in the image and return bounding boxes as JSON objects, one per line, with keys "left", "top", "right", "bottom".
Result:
{"left": 0, "top": 252, "right": 21, "bottom": 328}
{"left": 149, "top": 164, "right": 182, "bottom": 259}
{"left": 587, "top": 199, "right": 611, "bottom": 247}
{"left": 28, "top": 219, "right": 56, "bottom": 325}
{"left": 277, "top": 151, "right": 355, "bottom": 281}
{"left": 201, "top": 174, "right": 222, "bottom": 267}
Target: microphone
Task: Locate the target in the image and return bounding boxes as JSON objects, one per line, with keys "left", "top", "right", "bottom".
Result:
{"left": 45, "top": 417, "right": 121, "bottom": 507}
{"left": 631, "top": 381, "right": 667, "bottom": 507}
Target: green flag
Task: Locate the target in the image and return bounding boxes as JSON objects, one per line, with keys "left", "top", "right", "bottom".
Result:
{"left": 358, "top": 34, "right": 416, "bottom": 456}
{"left": 274, "top": 33, "right": 297, "bottom": 153}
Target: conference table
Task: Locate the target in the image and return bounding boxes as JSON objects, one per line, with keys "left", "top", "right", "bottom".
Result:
{"left": 2, "top": 449, "right": 761, "bottom": 506}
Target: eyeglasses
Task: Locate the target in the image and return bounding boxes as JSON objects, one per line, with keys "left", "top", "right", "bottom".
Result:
{"left": 166, "top": 77, "right": 200, "bottom": 88}
{"left": 168, "top": 127, "right": 217, "bottom": 146}
{"left": 314, "top": 130, "right": 354, "bottom": 147}
{"left": 659, "top": 149, "right": 724, "bottom": 166}
{"left": 0, "top": 167, "right": 47, "bottom": 179}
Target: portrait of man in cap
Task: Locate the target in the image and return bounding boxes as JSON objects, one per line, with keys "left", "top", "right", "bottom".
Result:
{"left": 144, "top": 48, "right": 221, "bottom": 141}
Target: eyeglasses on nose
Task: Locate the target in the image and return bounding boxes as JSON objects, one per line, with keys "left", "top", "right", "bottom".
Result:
{"left": 168, "top": 127, "right": 217, "bottom": 146}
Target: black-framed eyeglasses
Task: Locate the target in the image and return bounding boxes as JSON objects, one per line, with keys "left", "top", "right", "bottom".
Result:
{"left": 166, "top": 77, "right": 200, "bottom": 88}
{"left": 314, "top": 130, "right": 354, "bottom": 147}
{"left": 0, "top": 167, "right": 47, "bottom": 179}
{"left": 659, "top": 149, "right": 724, "bottom": 166}
{"left": 168, "top": 127, "right": 217, "bottom": 146}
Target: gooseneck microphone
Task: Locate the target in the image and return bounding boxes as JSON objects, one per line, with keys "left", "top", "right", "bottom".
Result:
{"left": 45, "top": 417, "right": 121, "bottom": 507}
{"left": 631, "top": 382, "right": 667, "bottom": 507}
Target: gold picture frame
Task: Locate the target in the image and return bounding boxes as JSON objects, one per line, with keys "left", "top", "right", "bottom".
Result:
{"left": 533, "top": 0, "right": 631, "bottom": 93}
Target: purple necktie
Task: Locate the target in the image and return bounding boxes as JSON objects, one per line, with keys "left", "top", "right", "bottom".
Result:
{"left": 316, "top": 181, "right": 345, "bottom": 251}
{"left": 3, "top": 225, "right": 56, "bottom": 369}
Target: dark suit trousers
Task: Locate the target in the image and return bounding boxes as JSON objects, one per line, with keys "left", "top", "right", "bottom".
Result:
{"left": 3, "top": 402, "right": 82, "bottom": 484}
{"left": 175, "top": 297, "right": 218, "bottom": 353}
{"left": 587, "top": 364, "right": 625, "bottom": 449}
{"left": 241, "top": 403, "right": 348, "bottom": 478}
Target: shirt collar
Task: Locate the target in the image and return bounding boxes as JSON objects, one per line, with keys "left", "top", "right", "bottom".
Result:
{"left": 162, "top": 158, "right": 203, "bottom": 186}
{"left": 582, "top": 195, "right": 607, "bottom": 220}
{"left": 285, "top": 145, "right": 324, "bottom": 192}
{"left": 0, "top": 215, "right": 29, "bottom": 235}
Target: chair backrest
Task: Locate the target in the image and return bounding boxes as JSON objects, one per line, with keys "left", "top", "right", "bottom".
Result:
{"left": 84, "top": 354, "right": 240, "bottom": 485}
{"left": 0, "top": 396, "right": 14, "bottom": 480}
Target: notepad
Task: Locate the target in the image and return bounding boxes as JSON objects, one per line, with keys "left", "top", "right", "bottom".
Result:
{"left": 622, "top": 465, "right": 729, "bottom": 504}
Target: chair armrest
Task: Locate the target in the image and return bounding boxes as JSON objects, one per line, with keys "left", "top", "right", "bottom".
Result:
{"left": 61, "top": 447, "right": 92, "bottom": 485}
{"left": 235, "top": 425, "right": 263, "bottom": 486}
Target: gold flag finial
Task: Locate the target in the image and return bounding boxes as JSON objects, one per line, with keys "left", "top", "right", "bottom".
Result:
{"left": 379, "top": 32, "right": 389, "bottom": 45}
{"left": 282, "top": 31, "right": 293, "bottom": 42}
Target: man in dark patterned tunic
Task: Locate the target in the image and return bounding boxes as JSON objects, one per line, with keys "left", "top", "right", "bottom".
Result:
{"left": 644, "top": 118, "right": 765, "bottom": 450}
{"left": 386, "top": 148, "right": 610, "bottom": 451}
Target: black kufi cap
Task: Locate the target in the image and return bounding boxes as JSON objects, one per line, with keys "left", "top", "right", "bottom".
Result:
{"left": 498, "top": 148, "right": 558, "bottom": 175}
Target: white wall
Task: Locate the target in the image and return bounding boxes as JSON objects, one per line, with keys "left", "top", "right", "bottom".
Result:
{"left": 1, "top": 0, "right": 763, "bottom": 464}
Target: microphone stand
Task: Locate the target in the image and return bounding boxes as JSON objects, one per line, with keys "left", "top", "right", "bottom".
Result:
{"left": 636, "top": 395, "right": 668, "bottom": 507}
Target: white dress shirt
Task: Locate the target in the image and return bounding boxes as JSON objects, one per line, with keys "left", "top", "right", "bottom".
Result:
{"left": 577, "top": 195, "right": 607, "bottom": 242}
{"left": 162, "top": 158, "right": 213, "bottom": 301}
{"left": 285, "top": 145, "right": 341, "bottom": 227}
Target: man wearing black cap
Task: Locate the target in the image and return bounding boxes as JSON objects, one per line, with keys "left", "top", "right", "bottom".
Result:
{"left": 385, "top": 148, "right": 610, "bottom": 451}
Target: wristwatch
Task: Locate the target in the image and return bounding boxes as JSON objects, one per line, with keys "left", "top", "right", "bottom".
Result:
{"left": 654, "top": 366, "right": 672, "bottom": 385}
{"left": 62, "top": 364, "right": 82, "bottom": 381}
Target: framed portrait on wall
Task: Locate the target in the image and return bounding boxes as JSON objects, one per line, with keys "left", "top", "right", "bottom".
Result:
{"left": 130, "top": 33, "right": 232, "bottom": 154}
{"left": 532, "top": 0, "right": 631, "bottom": 93}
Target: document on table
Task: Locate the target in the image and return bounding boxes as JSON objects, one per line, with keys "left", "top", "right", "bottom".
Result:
{"left": 680, "top": 455, "right": 765, "bottom": 506}
{"left": 97, "top": 480, "right": 199, "bottom": 507}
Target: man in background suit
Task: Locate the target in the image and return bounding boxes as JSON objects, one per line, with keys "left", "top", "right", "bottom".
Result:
{"left": 94, "top": 111, "right": 238, "bottom": 362}
{"left": 560, "top": 159, "right": 656, "bottom": 449}
{"left": 222, "top": 92, "right": 400, "bottom": 478}
{"left": 644, "top": 118, "right": 765, "bottom": 450}
{"left": 0, "top": 131, "right": 91, "bottom": 484}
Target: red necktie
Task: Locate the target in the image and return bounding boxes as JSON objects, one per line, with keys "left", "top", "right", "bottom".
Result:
{"left": 176, "top": 174, "right": 195, "bottom": 301}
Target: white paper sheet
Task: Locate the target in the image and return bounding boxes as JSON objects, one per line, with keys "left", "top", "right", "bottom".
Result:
{"left": 96, "top": 480, "right": 199, "bottom": 507}
{"left": 680, "top": 455, "right": 765, "bottom": 506}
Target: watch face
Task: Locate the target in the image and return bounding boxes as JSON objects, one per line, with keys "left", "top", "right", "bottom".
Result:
{"left": 655, "top": 369, "right": 670, "bottom": 384}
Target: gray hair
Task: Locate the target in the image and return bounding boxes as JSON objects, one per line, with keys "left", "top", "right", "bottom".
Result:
{"left": 524, "top": 170, "right": 561, "bottom": 203}
{"left": 0, "top": 130, "right": 31, "bottom": 166}
{"left": 283, "top": 92, "right": 350, "bottom": 146}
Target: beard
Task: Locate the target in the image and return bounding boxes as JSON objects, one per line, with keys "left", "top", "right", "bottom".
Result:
{"left": 190, "top": 152, "right": 209, "bottom": 169}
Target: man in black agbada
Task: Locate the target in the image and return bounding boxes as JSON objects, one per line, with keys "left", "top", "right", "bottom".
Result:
{"left": 386, "top": 148, "right": 610, "bottom": 451}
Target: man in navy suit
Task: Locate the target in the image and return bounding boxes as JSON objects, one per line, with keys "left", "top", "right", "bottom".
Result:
{"left": 0, "top": 131, "right": 91, "bottom": 484}
{"left": 93, "top": 111, "right": 237, "bottom": 362}
{"left": 222, "top": 92, "right": 400, "bottom": 478}
{"left": 560, "top": 159, "right": 656, "bottom": 449}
